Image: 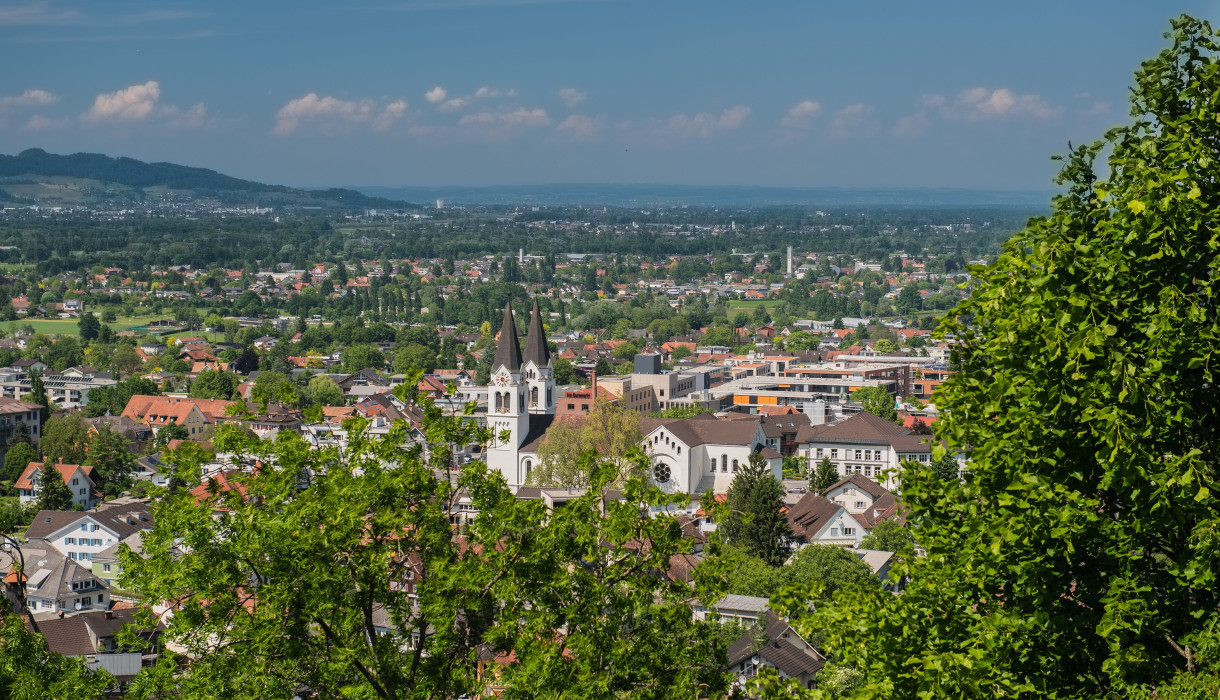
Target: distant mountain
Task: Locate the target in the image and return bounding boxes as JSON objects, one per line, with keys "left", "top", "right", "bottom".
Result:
{"left": 0, "top": 149, "right": 415, "bottom": 210}
{"left": 358, "top": 183, "right": 1057, "bottom": 208}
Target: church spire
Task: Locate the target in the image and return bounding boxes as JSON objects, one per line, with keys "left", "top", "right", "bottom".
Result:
{"left": 523, "top": 299, "right": 551, "bottom": 367}
{"left": 492, "top": 300, "right": 523, "bottom": 372}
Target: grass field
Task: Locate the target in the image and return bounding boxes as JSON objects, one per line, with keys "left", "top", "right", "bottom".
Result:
{"left": 725, "top": 300, "right": 779, "bottom": 312}
{"left": 4, "top": 315, "right": 162, "bottom": 336}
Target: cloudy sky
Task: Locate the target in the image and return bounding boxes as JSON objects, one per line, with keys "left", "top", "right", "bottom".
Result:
{"left": 1, "top": 1, "right": 1215, "bottom": 189}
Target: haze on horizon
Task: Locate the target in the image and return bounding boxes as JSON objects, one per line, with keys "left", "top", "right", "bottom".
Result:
{"left": 1, "top": 0, "right": 1215, "bottom": 191}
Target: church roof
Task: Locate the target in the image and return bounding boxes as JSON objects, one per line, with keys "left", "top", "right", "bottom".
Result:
{"left": 492, "top": 301, "right": 523, "bottom": 372}
{"left": 523, "top": 299, "right": 551, "bottom": 367}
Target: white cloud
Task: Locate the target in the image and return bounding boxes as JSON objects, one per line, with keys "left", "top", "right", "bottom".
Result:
{"left": 556, "top": 114, "right": 597, "bottom": 140}
{"left": 830, "top": 103, "right": 875, "bottom": 137}
{"left": 459, "top": 106, "right": 549, "bottom": 128}
{"left": 438, "top": 97, "right": 470, "bottom": 112}
{"left": 425, "top": 86, "right": 447, "bottom": 103}
{"left": 473, "top": 85, "right": 515, "bottom": 99}
{"left": 666, "top": 106, "right": 751, "bottom": 138}
{"left": 0, "top": 89, "right": 57, "bottom": 107}
{"left": 558, "top": 87, "right": 587, "bottom": 108}
{"left": 891, "top": 111, "right": 930, "bottom": 138}
{"left": 83, "top": 81, "right": 161, "bottom": 121}
{"left": 24, "top": 114, "right": 68, "bottom": 131}
{"left": 167, "top": 102, "right": 207, "bottom": 129}
{"left": 949, "top": 87, "right": 1057, "bottom": 120}
{"left": 273, "top": 93, "right": 407, "bottom": 135}
{"left": 780, "top": 100, "right": 821, "bottom": 128}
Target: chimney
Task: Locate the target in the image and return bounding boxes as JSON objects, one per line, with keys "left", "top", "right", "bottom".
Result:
{"left": 787, "top": 246, "right": 793, "bottom": 277}
{"left": 591, "top": 372, "right": 598, "bottom": 398}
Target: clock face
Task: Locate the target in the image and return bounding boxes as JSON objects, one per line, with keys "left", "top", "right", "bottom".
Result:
{"left": 493, "top": 373, "right": 509, "bottom": 387}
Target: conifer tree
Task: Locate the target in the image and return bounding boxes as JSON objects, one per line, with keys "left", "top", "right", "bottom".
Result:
{"left": 722, "top": 450, "right": 791, "bottom": 566}
{"left": 36, "top": 462, "right": 74, "bottom": 511}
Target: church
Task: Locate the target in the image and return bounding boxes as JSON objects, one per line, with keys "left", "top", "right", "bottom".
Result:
{"left": 484, "top": 301, "right": 783, "bottom": 496}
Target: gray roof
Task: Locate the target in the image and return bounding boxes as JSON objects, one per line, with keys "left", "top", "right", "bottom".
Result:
{"left": 727, "top": 612, "right": 824, "bottom": 679}
{"left": 25, "top": 502, "right": 153, "bottom": 542}
{"left": 786, "top": 493, "right": 844, "bottom": 541}
{"left": 640, "top": 414, "right": 761, "bottom": 448}
{"left": 714, "top": 594, "right": 770, "bottom": 614}
{"left": 492, "top": 300, "right": 523, "bottom": 372}
{"left": 19, "top": 546, "right": 108, "bottom": 601}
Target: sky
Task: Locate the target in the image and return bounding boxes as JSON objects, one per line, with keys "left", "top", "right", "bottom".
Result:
{"left": 1, "top": 0, "right": 1217, "bottom": 190}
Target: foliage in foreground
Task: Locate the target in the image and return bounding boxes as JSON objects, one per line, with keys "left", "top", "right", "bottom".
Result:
{"left": 763, "top": 15, "right": 1220, "bottom": 699}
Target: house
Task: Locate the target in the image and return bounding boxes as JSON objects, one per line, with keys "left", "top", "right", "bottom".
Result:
{"left": 796, "top": 410, "right": 938, "bottom": 489}
{"left": 693, "top": 593, "right": 771, "bottom": 623}
{"left": 785, "top": 492, "right": 866, "bottom": 547}
{"left": 639, "top": 414, "right": 782, "bottom": 496}
{"left": 0, "top": 396, "right": 42, "bottom": 449}
{"left": 727, "top": 611, "right": 825, "bottom": 692}
{"left": 121, "top": 395, "right": 237, "bottom": 438}
{"left": 5, "top": 544, "right": 110, "bottom": 615}
{"left": 34, "top": 607, "right": 164, "bottom": 682}
{"left": 25, "top": 502, "right": 153, "bottom": 560}
{"left": 14, "top": 462, "right": 101, "bottom": 510}
{"left": 132, "top": 454, "right": 169, "bottom": 487}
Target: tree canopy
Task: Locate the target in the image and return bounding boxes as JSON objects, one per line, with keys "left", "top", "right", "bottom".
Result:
{"left": 720, "top": 450, "right": 791, "bottom": 566}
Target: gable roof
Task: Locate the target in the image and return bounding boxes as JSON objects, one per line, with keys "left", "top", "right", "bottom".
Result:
{"left": 639, "top": 415, "right": 761, "bottom": 448}
{"left": 14, "top": 462, "right": 95, "bottom": 491}
{"left": 122, "top": 395, "right": 237, "bottom": 426}
{"left": 25, "top": 502, "right": 153, "bottom": 541}
{"left": 823, "top": 473, "right": 890, "bottom": 501}
{"left": 785, "top": 493, "right": 846, "bottom": 541}
{"left": 727, "top": 611, "right": 824, "bottom": 678}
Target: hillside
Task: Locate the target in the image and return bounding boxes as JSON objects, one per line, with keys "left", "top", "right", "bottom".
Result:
{"left": 0, "top": 149, "right": 414, "bottom": 210}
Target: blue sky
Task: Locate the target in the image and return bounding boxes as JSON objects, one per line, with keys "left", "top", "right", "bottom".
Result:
{"left": 1, "top": 1, "right": 1216, "bottom": 190}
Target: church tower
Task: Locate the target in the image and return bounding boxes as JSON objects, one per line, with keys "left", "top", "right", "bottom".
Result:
{"left": 521, "top": 299, "right": 556, "bottom": 416}
{"left": 485, "top": 301, "right": 530, "bottom": 488}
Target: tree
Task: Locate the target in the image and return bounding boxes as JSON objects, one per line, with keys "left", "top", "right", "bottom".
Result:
{"left": 305, "top": 375, "right": 345, "bottom": 407}
{"left": 36, "top": 462, "right": 74, "bottom": 510}
{"left": 872, "top": 338, "right": 895, "bottom": 353}
{"left": 153, "top": 423, "right": 189, "bottom": 447}
{"left": 669, "top": 345, "right": 692, "bottom": 361}
{"left": 721, "top": 450, "right": 791, "bottom": 566}
{"left": 190, "top": 369, "right": 239, "bottom": 400}
{"left": 40, "top": 414, "right": 89, "bottom": 466}
{"left": 812, "top": 456, "right": 840, "bottom": 494}
{"left": 84, "top": 377, "right": 160, "bottom": 418}
{"left": 109, "top": 345, "right": 144, "bottom": 376}
{"left": 122, "top": 403, "right": 731, "bottom": 699}
{"left": 2, "top": 442, "right": 37, "bottom": 483}
{"left": 530, "top": 399, "right": 644, "bottom": 488}
{"left": 232, "top": 348, "right": 261, "bottom": 375}
{"left": 723, "top": 543, "right": 873, "bottom": 600}
{"left": 858, "top": 519, "right": 915, "bottom": 555}
{"left": 552, "top": 357, "right": 577, "bottom": 385}
{"left": 928, "top": 452, "right": 959, "bottom": 482}
{"left": 342, "top": 344, "right": 386, "bottom": 373}
{"left": 851, "top": 385, "right": 897, "bottom": 422}
{"left": 77, "top": 312, "right": 100, "bottom": 343}
{"left": 46, "top": 336, "right": 84, "bottom": 371}
{"left": 592, "top": 357, "right": 613, "bottom": 378}
{"left": 86, "top": 425, "right": 134, "bottom": 498}
{"left": 26, "top": 372, "right": 49, "bottom": 412}
{"left": 394, "top": 343, "right": 436, "bottom": 374}
{"left": 778, "top": 18, "right": 1220, "bottom": 699}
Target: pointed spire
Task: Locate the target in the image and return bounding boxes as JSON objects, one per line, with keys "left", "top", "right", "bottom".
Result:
{"left": 523, "top": 299, "right": 551, "bottom": 367}
{"left": 492, "top": 300, "right": 523, "bottom": 372}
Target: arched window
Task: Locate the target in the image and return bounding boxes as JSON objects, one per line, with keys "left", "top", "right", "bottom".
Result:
{"left": 524, "top": 459, "right": 532, "bottom": 477}
{"left": 494, "top": 392, "right": 503, "bottom": 412}
{"left": 721, "top": 454, "right": 728, "bottom": 472}
{"left": 530, "top": 387, "right": 538, "bottom": 406}
{"left": 732, "top": 459, "right": 739, "bottom": 472}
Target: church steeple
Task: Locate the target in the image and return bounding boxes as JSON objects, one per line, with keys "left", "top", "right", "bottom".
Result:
{"left": 523, "top": 299, "right": 551, "bottom": 368}
{"left": 492, "top": 300, "right": 523, "bottom": 372}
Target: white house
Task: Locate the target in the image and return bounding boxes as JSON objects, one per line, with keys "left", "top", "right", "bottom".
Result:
{"left": 11, "top": 545, "right": 110, "bottom": 616}
{"left": 14, "top": 462, "right": 101, "bottom": 510}
{"left": 23, "top": 503, "right": 154, "bottom": 565}
{"left": 785, "top": 493, "right": 867, "bottom": 547}
{"left": 640, "top": 414, "right": 782, "bottom": 496}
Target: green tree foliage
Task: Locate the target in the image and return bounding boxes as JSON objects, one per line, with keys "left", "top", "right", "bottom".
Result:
{"left": 305, "top": 375, "right": 345, "bottom": 407}
{"left": 552, "top": 357, "right": 577, "bottom": 385}
{"left": 0, "top": 615, "right": 112, "bottom": 699}
{"left": 2, "top": 441, "right": 38, "bottom": 483}
{"left": 928, "top": 452, "right": 959, "bottom": 482}
{"left": 721, "top": 451, "right": 791, "bottom": 566}
{"left": 850, "top": 385, "right": 896, "bottom": 422}
{"left": 122, "top": 403, "right": 730, "bottom": 698}
{"left": 46, "top": 336, "right": 84, "bottom": 371}
{"left": 777, "top": 17, "right": 1220, "bottom": 699}
{"left": 342, "top": 344, "right": 386, "bottom": 373}
{"left": 84, "top": 377, "right": 160, "bottom": 418}
{"left": 649, "top": 405, "right": 711, "bottom": 419}
{"left": 858, "top": 519, "right": 914, "bottom": 556}
{"left": 77, "top": 312, "right": 100, "bottom": 342}
{"left": 722, "top": 543, "right": 873, "bottom": 600}
{"left": 812, "top": 456, "right": 840, "bottom": 494}
{"left": 86, "top": 425, "right": 134, "bottom": 498}
{"left": 153, "top": 423, "right": 189, "bottom": 447}
{"left": 189, "top": 369, "right": 239, "bottom": 400}
{"left": 40, "top": 414, "right": 89, "bottom": 466}
{"left": 232, "top": 348, "right": 261, "bottom": 375}
{"left": 394, "top": 343, "right": 437, "bottom": 374}
{"left": 529, "top": 399, "right": 644, "bottom": 488}
{"left": 26, "top": 373, "right": 49, "bottom": 412}
{"left": 36, "top": 461, "right": 74, "bottom": 510}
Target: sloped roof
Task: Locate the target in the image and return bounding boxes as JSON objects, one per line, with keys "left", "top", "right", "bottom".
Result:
{"left": 33, "top": 615, "right": 96, "bottom": 656}
{"left": 786, "top": 493, "right": 844, "bottom": 541}
{"left": 727, "top": 612, "right": 824, "bottom": 678}
{"left": 639, "top": 415, "right": 760, "bottom": 448}
{"left": 25, "top": 503, "right": 152, "bottom": 541}
{"left": 14, "top": 462, "right": 95, "bottom": 492}
{"left": 823, "top": 473, "right": 890, "bottom": 501}
{"left": 523, "top": 299, "right": 551, "bottom": 368}
{"left": 492, "top": 300, "right": 523, "bottom": 372}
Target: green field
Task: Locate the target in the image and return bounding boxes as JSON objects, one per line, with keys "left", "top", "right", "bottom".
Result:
{"left": 5, "top": 316, "right": 162, "bottom": 336}
{"left": 725, "top": 300, "right": 779, "bottom": 311}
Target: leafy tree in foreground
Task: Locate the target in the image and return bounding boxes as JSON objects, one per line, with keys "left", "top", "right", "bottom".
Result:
{"left": 768, "top": 16, "right": 1220, "bottom": 699}
{"left": 857, "top": 519, "right": 914, "bottom": 556}
{"left": 529, "top": 398, "right": 644, "bottom": 488}
{"left": 123, "top": 387, "right": 730, "bottom": 699}
{"left": 153, "top": 422, "right": 189, "bottom": 447}
{"left": 0, "top": 615, "right": 112, "bottom": 699}
{"left": 721, "top": 450, "right": 791, "bottom": 566}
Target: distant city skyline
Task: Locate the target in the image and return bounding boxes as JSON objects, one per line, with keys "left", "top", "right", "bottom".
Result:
{"left": 1, "top": 1, "right": 1215, "bottom": 190}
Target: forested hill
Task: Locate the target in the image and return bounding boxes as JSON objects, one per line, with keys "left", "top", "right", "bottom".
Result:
{"left": 0, "top": 148, "right": 415, "bottom": 209}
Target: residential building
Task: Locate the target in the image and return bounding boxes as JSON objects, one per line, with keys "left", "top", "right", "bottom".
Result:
{"left": 8, "top": 545, "right": 110, "bottom": 615}
{"left": 14, "top": 462, "right": 101, "bottom": 510}
{"left": 24, "top": 503, "right": 154, "bottom": 565}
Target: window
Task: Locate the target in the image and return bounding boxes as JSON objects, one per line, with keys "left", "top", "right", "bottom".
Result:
{"left": 830, "top": 449, "right": 838, "bottom": 459}
{"left": 816, "top": 448, "right": 823, "bottom": 458}
{"left": 731, "top": 459, "right": 739, "bottom": 472}
{"left": 855, "top": 501, "right": 865, "bottom": 509}
{"left": 843, "top": 527, "right": 855, "bottom": 536}
{"left": 66, "top": 538, "right": 75, "bottom": 545}
{"left": 830, "top": 527, "right": 839, "bottom": 536}
{"left": 80, "top": 524, "right": 88, "bottom": 531}
{"left": 72, "top": 478, "right": 79, "bottom": 486}
{"left": 567, "top": 404, "right": 575, "bottom": 410}
{"left": 103, "top": 564, "right": 111, "bottom": 572}
{"left": 530, "top": 387, "right": 539, "bottom": 406}
{"left": 524, "top": 460, "right": 532, "bottom": 477}
{"left": 97, "top": 594, "right": 103, "bottom": 603}
{"left": 854, "top": 450, "right": 862, "bottom": 460}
